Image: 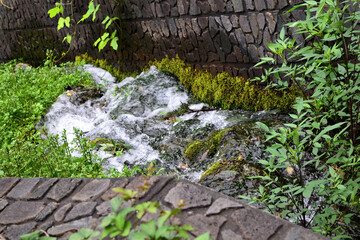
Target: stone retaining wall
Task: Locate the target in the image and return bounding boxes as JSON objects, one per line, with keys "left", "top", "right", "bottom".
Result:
{"left": 0, "top": 177, "right": 328, "bottom": 240}
{"left": 0, "top": 0, "right": 306, "bottom": 78}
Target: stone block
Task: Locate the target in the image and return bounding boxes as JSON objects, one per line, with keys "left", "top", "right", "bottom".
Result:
{"left": 249, "top": 13, "right": 259, "bottom": 38}
{"left": 221, "top": 15, "right": 232, "bottom": 32}
{"left": 171, "top": 7, "right": 179, "bottom": 17}
{"left": 229, "top": 32, "right": 238, "bottom": 45}
{"left": 3, "top": 222, "right": 37, "bottom": 240}
{"left": 221, "top": 229, "right": 244, "bottom": 240}
{"left": 254, "top": 0, "right": 267, "bottom": 11}
{"left": 72, "top": 179, "right": 110, "bottom": 202}
{"left": 7, "top": 178, "right": 39, "bottom": 200}
{"left": 187, "top": 214, "right": 226, "bottom": 239}
{"left": 265, "top": 12, "right": 277, "bottom": 34}
{"left": 232, "top": 208, "right": 283, "bottom": 240}
{"left": 168, "top": 18, "right": 178, "bottom": 36}
{"left": 257, "top": 13, "right": 266, "bottom": 30}
{"left": 231, "top": 0, "right": 244, "bottom": 12}
{"left": 263, "top": 27, "right": 272, "bottom": 50}
{"left": 0, "top": 178, "right": 19, "bottom": 198}
{"left": 101, "top": 178, "right": 129, "bottom": 201}
{"left": 160, "top": 20, "right": 170, "bottom": 37}
{"left": 198, "top": 17, "right": 208, "bottom": 30}
{"left": 54, "top": 203, "right": 73, "bottom": 222}
{"left": 239, "top": 16, "right": 251, "bottom": 33}
{"left": 230, "top": 15, "right": 239, "bottom": 28}
{"left": 226, "top": 53, "right": 237, "bottom": 63}
{"left": 64, "top": 202, "right": 97, "bottom": 222}
{"left": 27, "top": 179, "right": 58, "bottom": 200}
{"left": 164, "top": 182, "right": 212, "bottom": 209}
{"left": 209, "top": 0, "right": 226, "bottom": 12}
{"left": 226, "top": 1, "right": 234, "bottom": 12}
{"left": 35, "top": 202, "right": 58, "bottom": 221}
{"left": 220, "top": 28, "right": 232, "bottom": 54}
{"left": 234, "top": 45, "right": 244, "bottom": 62}
{"left": 156, "top": 3, "right": 164, "bottom": 17}
{"left": 178, "top": 0, "right": 189, "bottom": 15}
{"left": 235, "top": 29, "right": 248, "bottom": 55}
{"left": 208, "top": 52, "right": 220, "bottom": 62}
{"left": 162, "top": 2, "right": 171, "bottom": 16}
{"left": 189, "top": 0, "right": 201, "bottom": 15}
{"left": 248, "top": 44, "right": 260, "bottom": 62}
{"left": 198, "top": 1, "right": 211, "bottom": 14}
{"left": 0, "top": 200, "right": 8, "bottom": 212}
{"left": 46, "top": 178, "right": 82, "bottom": 202}
{"left": 191, "top": 18, "right": 202, "bottom": 36}
{"left": 245, "top": 34, "right": 255, "bottom": 43}
{"left": 245, "top": 0, "right": 255, "bottom": 10}
{"left": 267, "top": 0, "right": 277, "bottom": 9}
{"left": 0, "top": 201, "right": 45, "bottom": 224}
{"left": 278, "top": 0, "right": 289, "bottom": 9}
{"left": 209, "top": 17, "right": 219, "bottom": 38}
{"left": 47, "top": 217, "right": 98, "bottom": 236}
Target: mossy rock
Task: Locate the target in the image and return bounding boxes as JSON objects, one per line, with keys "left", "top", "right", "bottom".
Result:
{"left": 151, "top": 56, "right": 303, "bottom": 112}
{"left": 183, "top": 128, "right": 231, "bottom": 164}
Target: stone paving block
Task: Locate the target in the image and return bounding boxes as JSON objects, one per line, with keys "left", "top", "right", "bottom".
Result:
{"left": 164, "top": 182, "right": 212, "bottom": 210}
{"left": 3, "top": 222, "right": 37, "bottom": 240}
{"left": 126, "top": 176, "right": 161, "bottom": 198}
{"left": 101, "top": 178, "right": 129, "bottom": 201}
{"left": 0, "top": 178, "right": 19, "bottom": 198}
{"left": 54, "top": 203, "right": 73, "bottom": 222}
{"left": 205, "top": 197, "right": 243, "bottom": 216}
{"left": 27, "top": 178, "right": 58, "bottom": 200}
{"left": 47, "top": 179, "right": 82, "bottom": 202}
{"left": 187, "top": 214, "right": 226, "bottom": 239}
{"left": 231, "top": 208, "right": 283, "bottom": 240}
{"left": 47, "top": 217, "right": 98, "bottom": 236}
{"left": 7, "top": 178, "right": 40, "bottom": 200}
{"left": 64, "top": 201, "right": 97, "bottom": 222}
{"left": 0, "top": 201, "right": 45, "bottom": 224}
{"left": 0, "top": 200, "right": 8, "bottom": 212}
{"left": 35, "top": 202, "right": 59, "bottom": 221}
{"left": 221, "top": 229, "right": 244, "bottom": 240}
{"left": 72, "top": 179, "right": 110, "bottom": 202}
{"left": 231, "top": 0, "right": 244, "bottom": 12}
{"left": 284, "top": 225, "right": 329, "bottom": 240}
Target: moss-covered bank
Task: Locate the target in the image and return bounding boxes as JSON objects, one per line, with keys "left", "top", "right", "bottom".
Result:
{"left": 151, "top": 56, "right": 302, "bottom": 111}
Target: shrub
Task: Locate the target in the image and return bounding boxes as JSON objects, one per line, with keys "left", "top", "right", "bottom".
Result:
{"left": 245, "top": 0, "right": 360, "bottom": 238}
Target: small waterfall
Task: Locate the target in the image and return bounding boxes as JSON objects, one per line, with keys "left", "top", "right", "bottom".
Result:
{"left": 42, "top": 65, "right": 285, "bottom": 181}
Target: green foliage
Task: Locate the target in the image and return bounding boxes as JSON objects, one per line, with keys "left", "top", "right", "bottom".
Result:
{"left": 47, "top": 0, "right": 120, "bottom": 61}
{"left": 247, "top": 0, "right": 360, "bottom": 238}
{"left": 21, "top": 185, "right": 213, "bottom": 240}
{"left": 74, "top": 53, "right": 138, "bottom": 82}
{"left": 151, "top": 57, "right": 301, "bottom": 111}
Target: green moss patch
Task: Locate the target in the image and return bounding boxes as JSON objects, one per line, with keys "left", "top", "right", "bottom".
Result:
{"left": 151, "top": 56, "right": 302, "bottom": 111}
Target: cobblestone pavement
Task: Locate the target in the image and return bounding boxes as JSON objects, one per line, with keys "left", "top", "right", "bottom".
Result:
{"left": 0, "top": 177, "right": 328, "bottom": 239}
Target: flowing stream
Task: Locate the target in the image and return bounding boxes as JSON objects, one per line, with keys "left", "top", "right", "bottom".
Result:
{"left": 42, "top": 65, "right": 287, "bottom": 184}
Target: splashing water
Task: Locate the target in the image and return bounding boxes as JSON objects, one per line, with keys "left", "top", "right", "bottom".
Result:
{"left": 42, "top": 65, "right": 285, "bottom": 180}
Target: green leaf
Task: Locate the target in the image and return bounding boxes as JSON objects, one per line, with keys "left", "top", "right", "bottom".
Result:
{"left": 92, "top": 4, "right": 100, "bottom": 21}
{"left": 48, "top": 7, "right": 60, "bottom": 18}
{"left": 140, "top": 220, "right": 156, "bottom": 237}
{"left": 68, "top": 233, "right": 85, "bottom": 240}
{"left": 313, "top": 122, "right": 346, "bottom": 142}
{"left": 110, "top": 197, "right": 123, "bottom": 213}
{"left": 194, "top": 232, "right": 213, "bottom": 240}
{"left": 58, "top": 17, "right": 65, "bottom": 30}
{"left": 256, "top": 122, "right": 269, "bottom": 132}
{"left": 110, "top": 37, "right": 119, "bottom": 50}
{"left": 64, "top": 16, "right": 71, "bottom": 28}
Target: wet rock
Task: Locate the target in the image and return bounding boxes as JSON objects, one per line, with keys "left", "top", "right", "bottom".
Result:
{"left": 68, "top": 87, "right": 104, "bottom": 106}
{"left": 231, "top": 0, "right": 244, "bottom": 12}
{"left": 7, "top": 178, "right": 39, "bottom": 200}
{"left": 54, "top": 203, "right": 72, "bottom": 222}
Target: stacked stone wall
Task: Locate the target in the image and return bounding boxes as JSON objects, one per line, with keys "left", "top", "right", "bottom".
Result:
{"left": 0, "top": 0, "right": 306, "bottom": 77}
